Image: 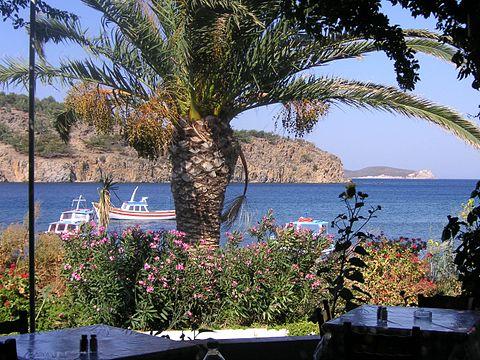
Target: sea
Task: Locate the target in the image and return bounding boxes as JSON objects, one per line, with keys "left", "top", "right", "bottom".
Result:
{"left": 0, "top": 179, "right": 477, "bottom": 243}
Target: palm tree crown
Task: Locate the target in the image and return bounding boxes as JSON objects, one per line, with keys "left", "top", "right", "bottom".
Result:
{"left": 1, "top": 0, "right": 480, "bottom": 243}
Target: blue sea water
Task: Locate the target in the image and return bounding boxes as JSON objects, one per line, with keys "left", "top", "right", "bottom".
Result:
{"left": 0, "top": 179, "right": 476, "bottom": 242}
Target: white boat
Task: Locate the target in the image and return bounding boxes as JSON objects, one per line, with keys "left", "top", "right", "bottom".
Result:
{"left": 47, "top": 195, "right": 95, "bottom": 234}
{"left": 290, "top": 217, "right": 329, "bottom": 235}
{"left": 289, "top": 217, "right": 333, "bottom": 255}
{"left": 92, "top": 186, "right": 176, "bottom": 221}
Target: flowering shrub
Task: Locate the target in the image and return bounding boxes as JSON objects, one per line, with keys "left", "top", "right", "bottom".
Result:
{"left": 0, "top": 263, "right": 29, "bottom": 321}
{"left": 0, "top": 223, "right": 68, "bottom": 329}
{"left": 359, "top": 237, "right": 437, "bottom": 305}
{"left": 61, "top": 213, "right": 332, "bottom": 331}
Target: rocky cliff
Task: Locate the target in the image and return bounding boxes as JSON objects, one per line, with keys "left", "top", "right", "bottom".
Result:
{"left": 0, "top": 107, "right": 346, "bottom": 183}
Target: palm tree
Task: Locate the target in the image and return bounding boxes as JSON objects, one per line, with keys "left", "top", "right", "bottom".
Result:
{"left": 1, "top": 1, "right": 480, "bottom": 246}
{"left": 94, "top": 173, "right": 118, "bottom": 229}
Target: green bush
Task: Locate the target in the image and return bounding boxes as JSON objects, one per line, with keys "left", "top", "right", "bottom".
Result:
{"left": 84, "top": 134, "right": 125, "bottom": 152}
{"left": 234, "top": 130, "right": 281, "bottom": 144}
{"left": 36, "top": 133, "right": 71, "bottom": 157}
{"left": 0, "top": 92, "right": 64, "bottom": 115}
{"left": 0, "top": 122, "right": 70, "bottom": 157}
{"left": 282, "top": 321, "right": 318, "bottom": 336}
{"left": 426, "top": 239, "right": 461, "bottom": 296}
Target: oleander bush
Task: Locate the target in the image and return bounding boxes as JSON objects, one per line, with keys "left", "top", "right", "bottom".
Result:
{"left": 60, "top": 212, "right": 332, "bottom": 331}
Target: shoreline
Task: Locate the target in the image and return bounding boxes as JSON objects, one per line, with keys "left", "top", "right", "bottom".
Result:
{"left": 0, "top": 178, "right": 477, "bottom": 185}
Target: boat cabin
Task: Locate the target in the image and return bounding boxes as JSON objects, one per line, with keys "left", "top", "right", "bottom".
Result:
{"left": 47, "top": 222, "right": 79, "bottom": 233}
{"left": 47, "top": 195, "right": 95, "bottom": 234}
{"left": 120, "top": 199, "right": 149, "bottom": 213}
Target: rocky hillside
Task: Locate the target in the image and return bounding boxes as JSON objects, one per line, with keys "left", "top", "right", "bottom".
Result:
{"left": 0, "top": 105, "right": 346, "bottom": 183}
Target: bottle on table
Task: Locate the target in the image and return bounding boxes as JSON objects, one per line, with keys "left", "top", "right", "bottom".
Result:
{"left": 202, "top": 339, "right": 226, "bottom": 360}
{"left": 90, "top": 334, "right": 98, "bottom": 353}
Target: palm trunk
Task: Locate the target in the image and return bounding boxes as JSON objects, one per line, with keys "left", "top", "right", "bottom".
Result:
{"left": 170, "top": 116, "right": 239, "bottom": 246}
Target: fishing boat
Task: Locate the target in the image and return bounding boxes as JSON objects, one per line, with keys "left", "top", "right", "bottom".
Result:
{"left": 47, "top": 195, "right": 95, "bottom": 234}
{"left": 290, "top": 217, "right": 329, "bottom": 235}
{"left": 92, "top": 186, "right": 176, "bottom": 221}
{"left": 289, "top": 217, "right": 333, "bottom": 255}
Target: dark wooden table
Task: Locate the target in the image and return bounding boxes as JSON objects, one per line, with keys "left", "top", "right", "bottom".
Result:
{"left": 0, "top": 324, "right": 198, "bottom": 360}
{"left": 316, "top": 305, "right": 480, "bottom": 360}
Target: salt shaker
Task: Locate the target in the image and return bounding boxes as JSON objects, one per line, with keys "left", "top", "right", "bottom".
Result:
{"left": 80, "top": 334, "right": 88, "bottom": 353}
{"left": 381, "top": 307, "right": 388, "bottom": 322}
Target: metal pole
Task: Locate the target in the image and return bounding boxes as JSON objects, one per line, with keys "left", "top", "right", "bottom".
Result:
{"left": 28, "top": 0, "right": 36, "bottom": 333}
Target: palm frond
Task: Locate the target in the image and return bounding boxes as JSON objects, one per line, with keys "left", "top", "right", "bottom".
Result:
{"left": 0, "top": 56, "right": 147, "bottom": 98}
{"left": 54, "top": 109, "right": 78, "bottom": 142}
{"left": 267, "top": 76, "right": 480, "bottom": 149}
{"left": 35, "top": 16, "right": 91, "bottom": 47}
{"left": 81, "top": 0, "right": 172, "bottom": 77}
{"left": 222, "top": 147, "right": 249, "bottom": 228}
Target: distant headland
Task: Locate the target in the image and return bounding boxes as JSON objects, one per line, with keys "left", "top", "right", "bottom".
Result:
{"left": 345, "top": 166, "right": 435, "bottom": 179}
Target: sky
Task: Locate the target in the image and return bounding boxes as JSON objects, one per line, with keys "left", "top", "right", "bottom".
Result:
{"left": 0, "top": 1, "right": 479, "bottom": 179}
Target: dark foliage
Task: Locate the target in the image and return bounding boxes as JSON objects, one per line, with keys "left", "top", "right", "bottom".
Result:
{"left": 285, "top": 0, "right": 480, "bottom": 99}
{"left": 0, "top": 92, "right": 63, "bottom": 115}
{"left": 0, "top": 0, "right": 76, "bottom": 28}
{"left": 284, "top": 0, "right": 420, "bottom": 91}
{"left": 319, "top": 183, "right": 380, "bottom": 316}
{"left": 234, "top": 130, "right": 281, "bottom": 144}
{"left": 392, "top": 0, "right": 480, "bottom": 91}
{"left": 442, "top": 180, "right": 480, "bottom": 301}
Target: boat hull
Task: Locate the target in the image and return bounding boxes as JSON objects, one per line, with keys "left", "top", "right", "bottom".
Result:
{"left": 93, "top": 203, "right": 176, "bottom": 220}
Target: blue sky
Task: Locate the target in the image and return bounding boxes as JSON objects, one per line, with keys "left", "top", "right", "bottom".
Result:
{"left": 1, "top": 1, "right": 479, "bottom": 178}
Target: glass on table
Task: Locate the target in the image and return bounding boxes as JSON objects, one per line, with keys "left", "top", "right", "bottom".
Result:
{"left": 414, "top": 308, "right": 432, "bottom": 325}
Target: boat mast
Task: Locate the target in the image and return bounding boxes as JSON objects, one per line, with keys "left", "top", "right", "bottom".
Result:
{"left": 71, "top": 195, "right": 85, "bottom": 210}
{"left": 130, "top": 186, "right": 139, "bottom": 202}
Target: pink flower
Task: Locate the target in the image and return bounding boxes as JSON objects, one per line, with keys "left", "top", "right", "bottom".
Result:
{"left": 148, "top": 273, "right": 155, "bottom": 281}
{"left": 146, "top": 286, "right": 154, "bottom": 293}
{"left": 154, "top": 256, "right": 160, "bottom": 262}
{"left": 311, "top": 280, "right": 321, "bottom": 290}
{"left": 186, "top": 311, "right": 193, "bottom": 318}
{"left": 109, "top": 256, "right": 115, "bottom": 261}
{"left": 71, "top": 272, "right": 82, "bottom": 281}
{"left": 144, "top": 263, "right": 151, "bottom": 271}
{"left": 175, "top": 263, "right": 185, "bottom": 271}
{"left": 63, "top": 264, "right": 72, "bottom": 271}
{"left": 305, "top": 273, "right": 315, "bottom": 280}
{"left": 232, "top": 280, "right": 238, "bottom": 288}
{"left": 138, "top": 280, "right": 145, "bottom": 286}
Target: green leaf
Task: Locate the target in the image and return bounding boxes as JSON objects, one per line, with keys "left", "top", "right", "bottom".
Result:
{"left": 339, "top": 288, "right": 354, "bottom": 301}
{"left": 353, "top": 246, "right": 368, "bottom": 256}
{"left": 345, "top": 269, "right": 365, "bottom": 283}
{"left": 349, "top": 257, "right": 367, "bottom": 268}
